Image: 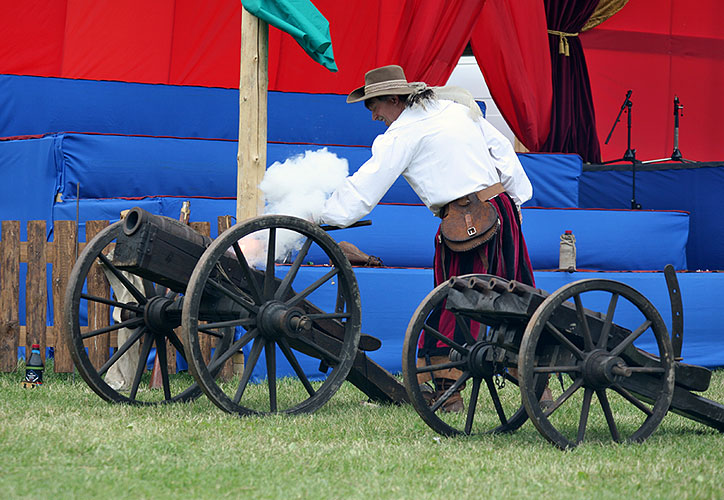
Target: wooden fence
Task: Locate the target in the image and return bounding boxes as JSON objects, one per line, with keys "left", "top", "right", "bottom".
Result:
{"left": 0, "top": 216, "right": 233, "bottom": 373}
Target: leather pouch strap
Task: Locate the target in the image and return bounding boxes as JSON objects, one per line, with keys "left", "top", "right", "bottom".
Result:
{"left": 474, "top": 182, "right": 505, "bottom": 203}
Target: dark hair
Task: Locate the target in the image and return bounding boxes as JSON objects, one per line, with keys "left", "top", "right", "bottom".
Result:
{"left": 364, "top": 95, "right": 396, "bottom": 110}
{"left": 364, "top": 89, "right": 437, "bottom": 110}
{"left": 405, "top": 88, "right": 436, "bottom": 108}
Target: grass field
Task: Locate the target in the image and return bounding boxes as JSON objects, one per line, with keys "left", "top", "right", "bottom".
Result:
{"left": 1, "top": 364, "right": 723, "bottom": 500}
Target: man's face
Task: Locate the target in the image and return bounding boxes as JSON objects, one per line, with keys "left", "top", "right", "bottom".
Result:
{"left": 367, "top": 96, "right": 404, "bottom": 127}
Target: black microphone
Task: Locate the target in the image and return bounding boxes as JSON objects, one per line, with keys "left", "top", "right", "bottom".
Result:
{"left": 619, "top": 90, "right": 633, "bottom": 110}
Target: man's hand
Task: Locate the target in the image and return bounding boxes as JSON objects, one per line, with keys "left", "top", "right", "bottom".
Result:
{"left": 337, "top": 241, "right": 384, "bottom": 267}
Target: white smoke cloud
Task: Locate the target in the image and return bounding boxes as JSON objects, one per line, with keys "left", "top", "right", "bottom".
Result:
{"left": 260, "top": 147, "right": 349, "bottom": 221}
{"left": 241, "top": 148, "right": 349, "bottom": 268}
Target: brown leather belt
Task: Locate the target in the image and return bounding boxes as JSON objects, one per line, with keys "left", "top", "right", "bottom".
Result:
{"left": 439, "top": 182, "right": 505, "bottom": 218}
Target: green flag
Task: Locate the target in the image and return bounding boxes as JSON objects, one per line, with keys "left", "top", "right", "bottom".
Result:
{"left": 242, "top": 0, "right": 337, "bottom": 72}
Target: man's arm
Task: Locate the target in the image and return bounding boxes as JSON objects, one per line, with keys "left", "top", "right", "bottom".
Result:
{"left": 319, "top": 133, "right": 412, "bottom": 227}
{"left": 478, "top": 117, "right": 532, "bottom": 206}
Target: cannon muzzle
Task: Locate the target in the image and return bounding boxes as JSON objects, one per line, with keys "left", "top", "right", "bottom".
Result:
{"left": 112, "top": 207, "right": 213, "bottom": 292}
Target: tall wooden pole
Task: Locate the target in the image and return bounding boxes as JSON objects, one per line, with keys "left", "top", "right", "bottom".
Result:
{"left": 237, "top": 7, "right": 269, "bottom": 222}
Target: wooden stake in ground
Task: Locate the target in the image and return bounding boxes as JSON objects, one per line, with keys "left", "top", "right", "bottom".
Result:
{"left": 237, "top": 7, "right": 269, "bottom": 222}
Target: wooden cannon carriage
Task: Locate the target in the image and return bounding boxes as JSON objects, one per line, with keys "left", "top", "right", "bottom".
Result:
{"left": 63, "top": 207, "right": 406, "bottom": 415}
{"left": 64, "top": 209, "right": 724, "bottom": 448}
{"left": 402, "top": 270, "right": 724, "bottom": 448}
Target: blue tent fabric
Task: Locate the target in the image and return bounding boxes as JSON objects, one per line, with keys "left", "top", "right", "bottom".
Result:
{"left": 54, "top": 132, "right": 579, "bottom": 207}
{"left": 53, "top": 197, "right": 237, "bottom": 241}
{"left": 519, "top": 153, "right": 580, "bottom": 207}
{"left": 522, "top": 207, "right": 689, "bottom": 271}
{"left": 0, "top": 75, "right": 239, "bottom": 142}
{"left": 580, "top": 163, "right": 724, "bottom": 271}
{"left": 0, "top": 135, "right": 59, "bottom": 238}
{"left": 0, "top": 75, "right": 381, "bottom": 146}
{"left": 53, "top": 197, "right": 688, "bottom": 271}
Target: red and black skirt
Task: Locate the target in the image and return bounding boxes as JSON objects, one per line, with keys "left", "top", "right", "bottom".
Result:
{"left": 419, "top": 192, "right": 535, "bottom": 358}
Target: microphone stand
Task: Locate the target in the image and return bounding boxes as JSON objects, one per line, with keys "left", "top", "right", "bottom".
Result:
{"left": 602, "top": 90, "right": 641, "bottom": 209}
{"left": 642, "top": 96, "right": 696, "bottom": 165}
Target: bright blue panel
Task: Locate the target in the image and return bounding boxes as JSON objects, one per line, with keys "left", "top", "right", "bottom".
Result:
{"left": 53, "top": 197, "right": 690, "bottom": 272}
{"left": 57, "top": 133, "right": 422, "bottom": 205}
{"left": 580, "top": 164, "right": 724, "bottom": 271}
{"left": 319, "top": 204, "right": 438, "bottom": 268}
{"left": 59, "top": 134, "right": 237, "bottom": 199}
{"left": 267, "top": 91, "right": 383, "bottom": 146}
{"left": 0, "top": 75, "right": 383, "bottom": 146}
{"left": 57, "top": 132, "right": 586, "bottom": 208}
{"left": 0, "top": 135, "right": 59, "bottom": 238}
{"left": 0, "top": 75, "right": 238, "bottom": 141}
{"left": 522, "top": 207, "right": 689, "bottom": 271}
{"left": 318, "top": 205, "right": 689, "bottom": 271}
{"left": 519, "top": 153, "right": 580, "bottom": 208}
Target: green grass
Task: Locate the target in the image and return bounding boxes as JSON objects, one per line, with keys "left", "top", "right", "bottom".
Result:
{"left": 2, "top": 364, "right": 723, "bottom": 500}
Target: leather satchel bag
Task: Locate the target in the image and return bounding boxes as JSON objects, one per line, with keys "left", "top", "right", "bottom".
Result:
{"left": 440, "top": 192, "right": 500, "bottom": 252}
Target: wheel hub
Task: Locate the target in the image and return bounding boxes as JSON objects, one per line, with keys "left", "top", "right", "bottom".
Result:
{"left": 581, "top": 349, "right": 631, "bottom": 389}
{"left": 450, "top": 342, "right": 504, "bottom": 378}
{"left": 143, "top": 295, "right": 180, "bottom": 333}
{"left": 257, "top": 300, "right": 311, "bottom": 340}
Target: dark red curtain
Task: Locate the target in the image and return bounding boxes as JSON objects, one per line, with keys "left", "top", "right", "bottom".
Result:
{"left": 541, "top": 0, "right": 601, "bottom": 163}
{"left": 470, "top": 0, "right": 552, "bottom": 152}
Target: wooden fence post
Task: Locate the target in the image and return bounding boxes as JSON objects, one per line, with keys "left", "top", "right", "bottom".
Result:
{"left": 26, "top": 220, "right": 47, "bottom": 362}
{"left": 0, "top": 221, "right": 20, "bottom": 371}
{"left": 84, "top": 220, "right": 110, "bottom": 369}
{"left": 190, "top": 221, "right": 213, "bottom": 366}
{"left": 52, "top": 220, "right": 76, "bottom": 372}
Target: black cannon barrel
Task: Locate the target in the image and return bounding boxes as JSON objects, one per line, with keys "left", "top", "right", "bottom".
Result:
{"left": 112, "top": 207, "right": 214, "bottom": 292}
{"left": 123, "top": 206, "right": 211, "bottom": 248}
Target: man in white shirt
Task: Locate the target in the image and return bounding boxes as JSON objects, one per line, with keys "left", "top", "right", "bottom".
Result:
{"left": 320, "top": 65, "right": 535, "bottom": 412}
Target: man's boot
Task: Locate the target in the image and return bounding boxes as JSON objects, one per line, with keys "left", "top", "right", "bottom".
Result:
{"left": 419, "top": 382, "right": 436, "bottom": 405}
{"left": 434, "top": 378, "right": 464, "bottom": 413}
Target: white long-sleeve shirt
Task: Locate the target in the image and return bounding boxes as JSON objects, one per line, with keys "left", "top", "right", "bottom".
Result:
{"left": 320, "top": 99, "right": 532, "bottom": 227}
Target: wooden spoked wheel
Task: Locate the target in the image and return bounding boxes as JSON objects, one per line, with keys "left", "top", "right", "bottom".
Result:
{"left": 182, "top": 215, "right": 361, "bottom": 416}
{"left": 402, "top": 275, "right": 545, "bottom": 437}
{"left": 63, "top": 222, "right": 230, "bottom": 404}
{"left": 518, "top": 279, "right": 675, "bottom": 449}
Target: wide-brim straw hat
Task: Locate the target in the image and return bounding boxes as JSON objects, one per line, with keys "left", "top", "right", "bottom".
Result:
{"left": 346, "top": 65, "right": 416, "bottom": 104}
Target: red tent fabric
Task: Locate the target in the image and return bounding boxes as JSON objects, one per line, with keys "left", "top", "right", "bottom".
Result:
{"left": 0, "top": 0, "right": 721, "bottom": 161}
{"left": 582, "top": 0, "right": 724, "bottom": 162}
{"left": 267, "top": 0, "right": 487, "bottom": 93}
{"left": 0, "top": 0, "right": 484, "bottom": 92}
{"left": 0, "top": 0, "right": 547, "bottom": 149}
{"left": 470, "top": 0, "right": 552, "bottom": 152}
